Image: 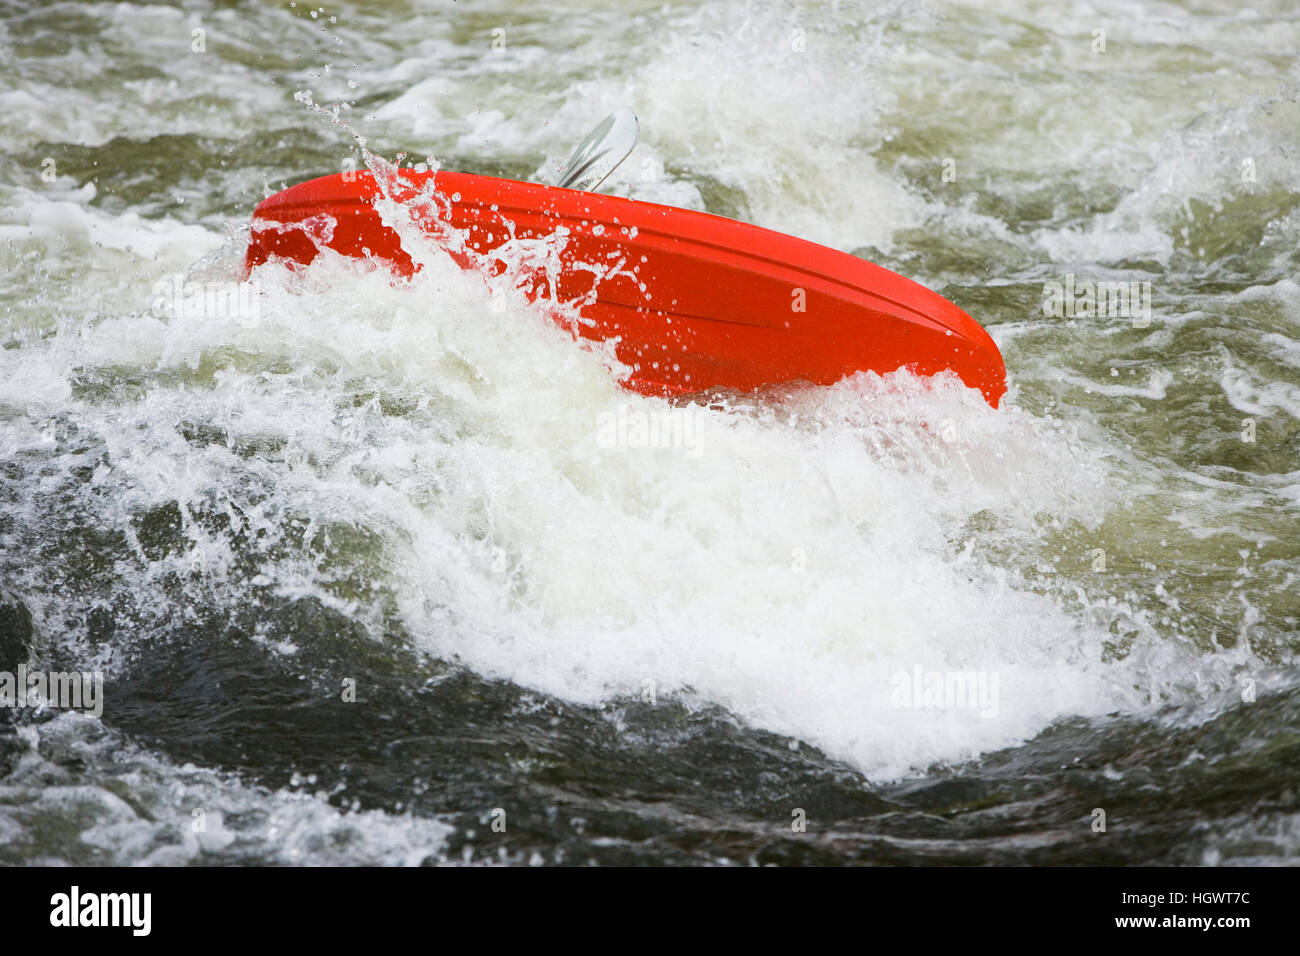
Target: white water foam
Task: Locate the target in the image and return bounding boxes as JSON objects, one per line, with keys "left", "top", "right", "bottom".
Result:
{"left": 0, "top": 714, "right": 451, "bottom": 865}
{"left": 2, "top": 193, "right": 1255, "bottom": 780}
{"left": 3, "top": 0, "right": 1291, "bottom": 789}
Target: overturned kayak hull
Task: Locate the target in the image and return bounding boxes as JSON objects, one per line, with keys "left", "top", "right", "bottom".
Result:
{"left": 245, "top": 170, "right": 1006, "bottom": 406}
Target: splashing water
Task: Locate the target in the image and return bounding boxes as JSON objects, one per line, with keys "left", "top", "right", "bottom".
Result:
{"left": 1, "top": 0, "right": 1297, "bottom": 865}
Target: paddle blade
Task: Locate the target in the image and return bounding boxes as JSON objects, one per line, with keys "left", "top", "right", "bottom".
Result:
{"left": 546, "top": 108, "right": 638, "bottom": 192}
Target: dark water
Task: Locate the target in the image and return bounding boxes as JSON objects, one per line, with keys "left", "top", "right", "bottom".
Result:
{"left": 1, "top": 0, "right": 1298, "bottom": 865}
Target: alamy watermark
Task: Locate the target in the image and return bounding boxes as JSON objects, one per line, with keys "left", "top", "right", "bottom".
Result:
{"left": 595, "top": 403, "right": 703, "bottom": 458}
{"left": 50, "top": 886, "right": 150, "bottom": 936}
{"left": 890, "top": 665, "right": 999, "bottom": 718}
{"left": 0, "top": 665, "right": 104, "bottom": 718}
{"left": 1042, "top": 274, "right": 1152, "bottom": 327}
{"left": 151, "top": 275, "right": 260, "bottom": 327}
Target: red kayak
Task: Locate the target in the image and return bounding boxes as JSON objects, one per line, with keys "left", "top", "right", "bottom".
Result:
{"left": 244, "top": 167, "right": 1006, "bottom": 406}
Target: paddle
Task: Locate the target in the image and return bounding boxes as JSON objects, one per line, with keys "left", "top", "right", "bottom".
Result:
{"left": 544, "top": 108, "right": 639, "bottom": 192}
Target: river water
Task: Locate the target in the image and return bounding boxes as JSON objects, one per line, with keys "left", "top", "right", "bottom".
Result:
{"left": 1, "top": 0, "right": 1297, "bottom": 865}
